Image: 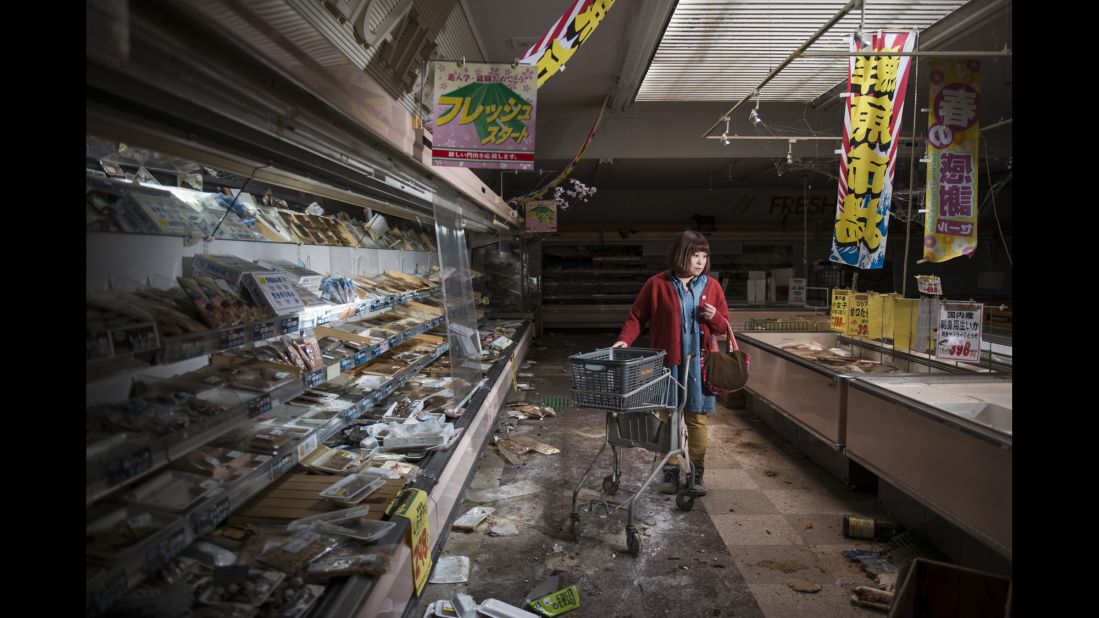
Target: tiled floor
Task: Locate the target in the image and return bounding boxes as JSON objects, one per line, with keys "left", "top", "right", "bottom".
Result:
{"left": 411, "top": 333, "right": 894, "bottom": 617}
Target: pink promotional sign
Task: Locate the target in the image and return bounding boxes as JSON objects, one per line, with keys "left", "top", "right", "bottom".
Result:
{"left": 432, "top": 61, "right": 537, "bottom": 170}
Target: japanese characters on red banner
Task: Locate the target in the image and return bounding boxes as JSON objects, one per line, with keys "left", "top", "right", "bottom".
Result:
{"left": 923, "top": 60, "right": 981, "bottom": 262}
{"left": 830, "top": 32, "right": 916, "bottom": 270}
{"left": 936, "top": 302, "right": 983, "bottom": 363}
{"left": 432, "top": 62, "right": 537, "bottom": 170}
{"left": 518, "top": 0, "right": 617, "bottom": 87}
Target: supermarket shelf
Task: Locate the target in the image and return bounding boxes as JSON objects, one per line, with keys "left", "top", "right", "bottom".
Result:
{"left": 86, "top": 341, "right": 451, "bottom": 616}
{"left": 89, "top": 289, "right": 438, "bottom": 373}
{"left": 85, "top": 378, "right": 306, "bottom": 506}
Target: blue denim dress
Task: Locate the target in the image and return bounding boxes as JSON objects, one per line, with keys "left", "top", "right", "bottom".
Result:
{"left": 664, "top": 272, "right": 715, "bottom": 413}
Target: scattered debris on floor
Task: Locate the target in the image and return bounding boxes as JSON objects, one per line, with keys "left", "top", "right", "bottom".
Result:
{"left": 488, "top": 519, "right": 519, "bottom": 536}
{"left": 842, "top": 548, "right": 898, "bottom": 580}
{"left": 787, "top": 579, "right": 822, "bottom": 593}
{"left": 428, "top": 556, "right": 470, "bottom": 584}
{"left": 467, "top": 480, "right": 542, "bottom": 503}
{"left": 804, "top": 522, "right": 814, "bottom": 529}
{"left": 508, "top": 404, "right": 557, "bottom": 419}
{"left": 508, "top": 435, "right": 560, "bottom": 454}
{"left": 755, "top": 560, "right": 809, "bottom": 574}
{"left": 452, "top": 506, "right": 495, "bottom": 531}
{"left": 850, "top": 585, "right": 894, "bottom": 612}
{"left": 529, "top": 585, "right": 580, "bottom": 616}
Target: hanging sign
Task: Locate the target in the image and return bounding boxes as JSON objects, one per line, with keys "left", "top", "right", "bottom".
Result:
{"left": 525, "top": 200, "right": 557, "bottom": 232}
{"left": 923, "top": 59, "right": 981, "bottom": 262}
{"left": 830, "top": 31, "right": 917, "bottom": 270}
{"left": 518, "top": 0, "right": 618, "bottom": 87}
{"left": 788, "top": 278, "right": 807, "bottom": 304}
{"left": 432, "top": 61, "right": 537, "bottom": 170}
{"left": 830, "top": 289, "right": 850, "bottom": 332}
{"left": 936, "top": 302, "right": 983, "bottom": 363}
{"left": 915, "top": 275, "right": 943, "bottom": 296}
{"left": 846, "top": 293, "right": 871, "bottom": 337}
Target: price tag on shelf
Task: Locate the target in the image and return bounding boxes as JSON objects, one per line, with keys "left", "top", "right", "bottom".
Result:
{"left": 846, "top": 293, "right": 871, "bottom": 338}
{"left": 355, "top": 350, "right": 371, "bottom": 365}
{"left": 279, "top": 316, "right": 300, "bottom": 334}
{"left": 377, "top": 340, "right": 390, "bottom": 355}
{"left": 936, "top": 302, "right": 983, "bottom": 363}
{"left": 247, "top": 394, "right": 272, "bottom": 418}
{"left": 252, "top": 321, "right": 276, "bottom": 341}
{"left": 340, "top": 356, "right": 357, "bottom": 372}
{"left": 109, "top": 323, "right": 159, "bottom": 356}
{"left": 143, "top": 527, "right": 187, "bottom": 571}
{"left": 89, "top": 570, "right": 128, "bottom": 614}
{"left": 271, "top": 454, "right": 294, "bottom": 481}
{"left": 189, "top": 496, "right": 231, "bottom": 537}
{"left": 830, "top": 289, "right": 850, "bottom": 333}
{"left": 297, "top": 434, "right": 319, "bottom": 461}
{"left": 166, "top": 334, "right": 207, "bottom": 362}
{"left": 305, "top": 369, "right": 325, "bottom": 389}
{"left": 916, "top": 275, "right": 943, "bottom": 296}
{"left": 106, "top": 448, "right": 153, "bottom": 484}
{"left": 326, "top": 363, "right": 341, "bottom": 381}
{"left": 217, "top": 326, "right": 246, "bottom": 350}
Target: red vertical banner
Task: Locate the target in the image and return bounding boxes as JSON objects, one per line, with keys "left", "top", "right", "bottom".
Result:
{"left": 830, "top": 32, "right": 917, "bottom": 270}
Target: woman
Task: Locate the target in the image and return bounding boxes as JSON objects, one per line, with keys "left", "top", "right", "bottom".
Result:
{"left": 612, "top": 230, "right": 731, "bottom": 496}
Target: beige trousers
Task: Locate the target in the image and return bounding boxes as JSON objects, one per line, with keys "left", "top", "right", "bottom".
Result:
{"left": 657, "top": 410, "right": 708, "bottom": 467}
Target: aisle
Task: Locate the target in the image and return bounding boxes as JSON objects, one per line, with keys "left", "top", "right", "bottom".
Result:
{"left": 412, "top": 333, "right": 889, "bottom": 617}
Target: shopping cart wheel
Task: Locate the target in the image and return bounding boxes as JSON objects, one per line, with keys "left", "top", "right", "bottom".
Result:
{"left": 626, "top": 525, "right": 642, "bottom": 555}
{"left": 675, "top": 491, "right": 695, "bottom": 511}
{"left": 602, "top": 474, "right": 620, "bottom": 496}
{"left": 570, "top": 513, "right": 581, "bottom": 542}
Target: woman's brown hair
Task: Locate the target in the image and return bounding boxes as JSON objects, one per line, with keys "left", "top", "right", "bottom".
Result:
{"left": 666, "top": 230, "right": 710, "bottom": 276}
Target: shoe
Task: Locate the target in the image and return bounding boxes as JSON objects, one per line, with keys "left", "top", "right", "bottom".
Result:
{"left": 692, "top": 464, "right": 707, "bottom": 496}
{"left": 655, "top": 464, "right": 680, "bottom": 494}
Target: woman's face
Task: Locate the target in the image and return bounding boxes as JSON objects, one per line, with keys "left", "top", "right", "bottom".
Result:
{"left": 688, "top": 251, "right": 708, "bottom": 276}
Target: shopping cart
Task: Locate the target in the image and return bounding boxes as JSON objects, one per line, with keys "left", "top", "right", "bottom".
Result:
{"left": 566, "top": 346, "right": 697, "bottom": 555}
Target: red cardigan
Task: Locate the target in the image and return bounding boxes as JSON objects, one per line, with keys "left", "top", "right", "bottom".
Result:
{"left": 616, "top": 273, "right": 731, "bottom": 366}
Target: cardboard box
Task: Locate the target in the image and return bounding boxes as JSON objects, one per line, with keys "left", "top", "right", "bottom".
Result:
{"left": 191, "top": 254, "right": 270, "bottom": 287}
{"left": 242, "top": 272, "right": 305, "bottom": 316}
{"left": 256, "top": 259, "right": 324, "bottom": 292}
{"left": 889, "top": 558, "right": 1011, "bottom": 618}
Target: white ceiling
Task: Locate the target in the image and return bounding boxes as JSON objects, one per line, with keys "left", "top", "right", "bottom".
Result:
{"left": 457, "top": 0, "right": 1011, "bottom": 196}
{"left": 637, "top": 0, "right": 973, "bottom": 102}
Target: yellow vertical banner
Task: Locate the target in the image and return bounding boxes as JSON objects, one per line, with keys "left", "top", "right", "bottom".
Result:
{"left": 391, "top": 488, "right": 431, "bottom": 596}
{"left": 923, "top": 59, "right": 981, "bottom": 262}
{"left": 892, "top": 298, "right": 918, "bottom": 351}
{"left": 831, "top": 289, "right": 850, "bottom": 332}
{"left": 846, "top": 293, "right": 871, "bottom": 337}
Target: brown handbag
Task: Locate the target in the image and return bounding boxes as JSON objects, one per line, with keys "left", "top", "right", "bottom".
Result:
{"left": 701, "top": 322, "right": 750, "bottom": 395}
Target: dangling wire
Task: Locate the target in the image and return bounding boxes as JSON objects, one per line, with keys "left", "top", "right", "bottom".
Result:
{"left": 984, "top": 141, "right": 1013, "bottom": 267}
{"left": 901, "top": 35, "right": 920, "bottom": 296}
{"left": 207, "top": 165, "right": 268, "bottom": 243}
{"left": 802, "top": 173, "right": 809, "bottom": 278}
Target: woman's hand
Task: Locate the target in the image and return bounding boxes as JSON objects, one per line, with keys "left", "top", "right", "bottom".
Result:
{"left": 700, "top": 302, "right": 717, "bottom": 321}
{"left": 612, "top": 341, "right": 628, "bottom": 348}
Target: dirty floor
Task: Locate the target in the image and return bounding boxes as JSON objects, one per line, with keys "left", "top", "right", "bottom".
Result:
{"left": 411, "top": 333, "right": 894, "bottom": 617}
